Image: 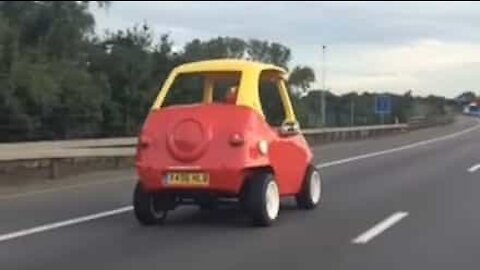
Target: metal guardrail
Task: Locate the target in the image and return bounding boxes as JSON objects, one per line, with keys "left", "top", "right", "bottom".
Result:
{"left": 0, "top": 118, "right": 452, "bottom": 179}
{"left": 0, "top": 147, "right": 135, "bottom": 162}
{"left": 0, "top": 137, "right": 137, "bottom": 151}
{"left": 407, "top": 115, "right": 455, "bottom": 129}
{"left": 302, "top": 124, "right": 408, "bottom": 145}
{"left": 0, "top": 137, "right": 137, "bottom": 179}
{"left": 302, "top": 124, "right": 408, "bottom": 134}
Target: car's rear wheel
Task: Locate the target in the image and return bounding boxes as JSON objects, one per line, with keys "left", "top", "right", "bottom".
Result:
{"left": 296, "top": 165, "right": 322, "bottom": 209}
{"left": 133, "top": 182, "right": 169, "bottom": 225}
{"left": 243, "top": 172, "right": 280, "bottom": 226}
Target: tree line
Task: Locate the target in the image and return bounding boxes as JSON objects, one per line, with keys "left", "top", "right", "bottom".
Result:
{"left": 0, "top": 1, "right": 453, "bottom": 142}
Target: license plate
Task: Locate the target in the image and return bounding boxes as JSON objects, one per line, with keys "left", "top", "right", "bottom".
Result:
{"left": 164, "top": 172, "right": 209, "bottom": 187}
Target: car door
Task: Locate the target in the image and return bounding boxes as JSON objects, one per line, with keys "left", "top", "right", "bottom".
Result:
{"left": 258, "top": 72, "right": 312, "bottom": 196}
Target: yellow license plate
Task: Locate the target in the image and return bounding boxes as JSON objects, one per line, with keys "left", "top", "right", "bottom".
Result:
{"left": 164, "top": 172, "right": 209, "bottom": 186}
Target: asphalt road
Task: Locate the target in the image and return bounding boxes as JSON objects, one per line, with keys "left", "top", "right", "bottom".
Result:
{"left": 1, "top": 116, "right": 479, "bottom": 270}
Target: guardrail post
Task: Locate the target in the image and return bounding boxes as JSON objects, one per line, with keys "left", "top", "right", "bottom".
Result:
{"left": 49, "top": 158, "right": 58, "bottom": 179}
{"left": 114, "top": 157, "right": 120, "bottom": 168}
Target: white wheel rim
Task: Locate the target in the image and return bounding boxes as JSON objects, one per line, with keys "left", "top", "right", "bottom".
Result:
{"left": 265, "top": 181, "right": 280, "bottom": 220}
{"left": 310, "top": 171, "right": 321, "bottom": 204}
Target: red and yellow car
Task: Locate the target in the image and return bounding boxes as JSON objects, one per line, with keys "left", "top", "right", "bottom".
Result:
{"left": 134, "top": 59, "right": 322, "bottom": 226}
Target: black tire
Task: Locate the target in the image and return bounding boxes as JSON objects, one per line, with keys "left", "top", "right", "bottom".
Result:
{"left": 296, "top": 165, "right": 322, "bottom": 209}
{"left": 242, "top": 172, "right": 280, "bottom": 227}
{"left": 133, "top": 182, "right": 168, "bottom": 225}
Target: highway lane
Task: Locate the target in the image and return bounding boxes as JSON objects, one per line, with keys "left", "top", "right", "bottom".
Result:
{"left": 336, "top": 121, "right": 480, "bottom": 269}
{"left": 0, "top": 116, "right": 479, "bottom": 269}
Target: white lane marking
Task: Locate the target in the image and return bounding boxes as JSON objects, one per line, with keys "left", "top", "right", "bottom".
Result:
{"left": 317, "top": 123, "right": 480, "bottom": 168}
{"left": 0, "top": 206, "right": 133, "bottom": 243}
{"left": 352, "top": 212, "right": 409, "bottom": 244}
{"left": 468, "top": 164, "right": 480, "bottom": 173}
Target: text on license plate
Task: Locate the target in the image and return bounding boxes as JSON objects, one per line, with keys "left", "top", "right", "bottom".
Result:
{"left": 164, "top": 172, "right": 209, "bottom": 186}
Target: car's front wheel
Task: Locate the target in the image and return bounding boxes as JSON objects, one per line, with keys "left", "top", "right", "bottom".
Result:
{"left": 243, "top": 172, "right": 280, "bottom": 226}
{"left": 296, "top": 165, "right": 322, "bottom": 209}
{"left": 133, "top": 182, "right": 169, "bottom": 225}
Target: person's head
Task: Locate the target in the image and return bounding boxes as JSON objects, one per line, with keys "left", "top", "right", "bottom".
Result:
{"left": 225, "top": 86, "right": 238, "bottom": 104}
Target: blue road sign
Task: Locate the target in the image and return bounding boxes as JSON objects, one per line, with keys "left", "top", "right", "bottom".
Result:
{"left": 375, "top": 95, "right": 392, "bottom": 115}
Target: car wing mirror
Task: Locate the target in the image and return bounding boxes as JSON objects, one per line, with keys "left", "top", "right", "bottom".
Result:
{"left": 279, "top": 121, "right": 300, "bottom": 137}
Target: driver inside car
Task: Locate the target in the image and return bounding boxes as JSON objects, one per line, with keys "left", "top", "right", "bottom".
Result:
{"left": 225, "top": 86, "right": 238, "bottom": 104}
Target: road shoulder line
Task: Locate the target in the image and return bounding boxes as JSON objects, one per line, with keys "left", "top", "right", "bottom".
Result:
{"left": 318, "top": 120, "right": 480, "bottom": 168}
{"left": 0, "top": 206, "right": 133, "bottom": 243}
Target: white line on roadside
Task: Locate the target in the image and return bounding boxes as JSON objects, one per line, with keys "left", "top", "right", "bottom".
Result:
{"left": 468, "top": 164, "right": 480, "bottom": 173}
{"left": 1, "top": 120, "right": 479, "bottom": 244}
{"left": 352, "top": 212, "right": 409, "bottom": 244}
{"left": 0, "top": 206, "right": 133, "bottom": 243}
{"left": 317, "top": 123, "right": 480, "bottom": 168}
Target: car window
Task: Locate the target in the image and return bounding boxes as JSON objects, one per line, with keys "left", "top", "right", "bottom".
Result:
{"left": 162, "top": 73, "right": 204, "bottom": 107}
{"left": 162, "top": 72, "right": 240, "bottom": 108}
{"left": 259, "top": 72, "right": 286, "bottom": 127}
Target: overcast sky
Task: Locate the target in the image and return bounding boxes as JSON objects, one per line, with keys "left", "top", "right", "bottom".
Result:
{"left": 92, "top": 1, "right": 480, "bottom": 98}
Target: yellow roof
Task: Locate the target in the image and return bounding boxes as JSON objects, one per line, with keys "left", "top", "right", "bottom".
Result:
{"left": 151, "top": 58, "right": 296, "bottom": 122}
{"left": 173, "top": 59, "right": 287, "bottom": 74}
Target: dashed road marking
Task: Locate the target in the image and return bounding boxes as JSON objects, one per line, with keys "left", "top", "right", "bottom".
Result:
{"left": 352, "top": 212, "right": 409, "bottom": 244}
{"left": 468, "top": 164, "right": 480, "bottom": 173}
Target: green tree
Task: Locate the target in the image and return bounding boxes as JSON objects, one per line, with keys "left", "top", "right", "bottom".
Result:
{"left": 182, "top": 37, "right": 246, "bottom": 62}
{"left": 88, "top": 24, "right": 178, "bottom": 136}
{"left": 0, "top": 1, "right": 109, "bottom": 140}
{"left": 289, "top": 66, "right": 315, "bottom": 93}
{"left": 247, "top": 39, "right": 291, "bottom": 68}
{"left": 456, "top": 91, "right": 477, "bottom": 104}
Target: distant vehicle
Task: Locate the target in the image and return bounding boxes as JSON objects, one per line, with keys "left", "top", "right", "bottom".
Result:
{"left": 464, "top": 101, "right": 480, "bottom": 117}
{"left": 134, "top": 59, "right": 322, "bottom": 226}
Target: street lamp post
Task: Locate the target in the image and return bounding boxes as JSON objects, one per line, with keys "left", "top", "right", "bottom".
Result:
{"left": 350, "top": 95, "right": 355, "bottom": 126}
{"left": 321, "top": 45, "right": 327, "bottom": 126}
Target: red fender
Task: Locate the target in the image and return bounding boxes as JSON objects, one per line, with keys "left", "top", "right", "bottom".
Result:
{"left": 268, "top": 138, "right": 312, "bottom": 196}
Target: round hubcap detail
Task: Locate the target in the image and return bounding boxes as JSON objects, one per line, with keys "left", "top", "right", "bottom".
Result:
{"left": 310, "top": 171, "right": 321, "bottom": 204}
{"left": 265, "top": 181, "right": 280, "bottom": 220}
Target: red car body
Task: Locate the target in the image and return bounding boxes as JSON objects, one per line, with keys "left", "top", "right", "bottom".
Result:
{"left": 136, "top": 103, "right": 312, "bottom": 196}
